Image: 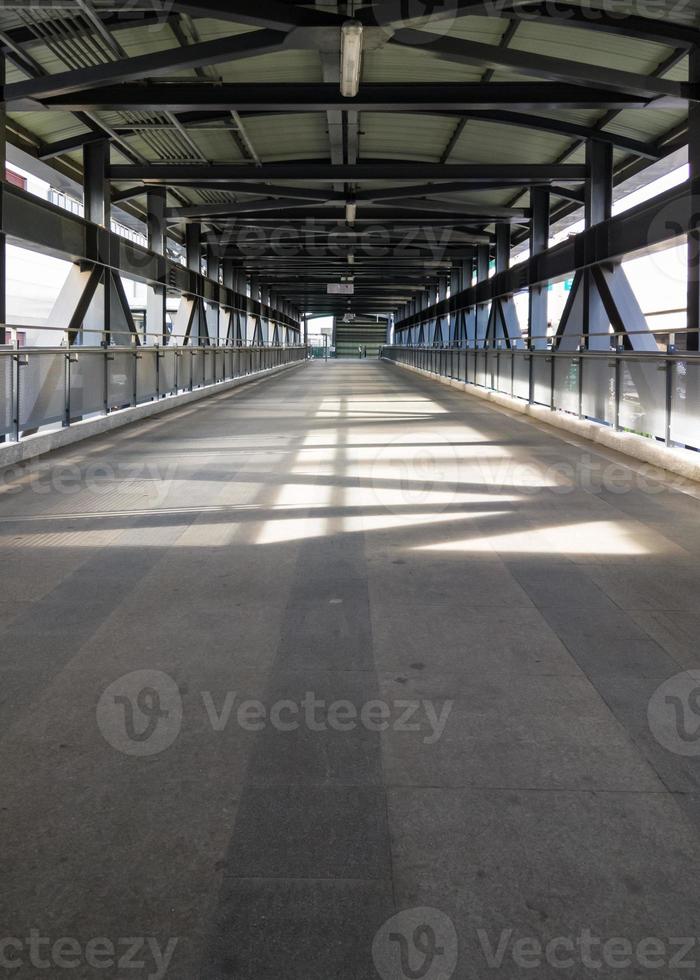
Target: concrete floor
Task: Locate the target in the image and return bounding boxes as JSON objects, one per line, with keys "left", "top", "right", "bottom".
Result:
{"left": 2, "top": 359, "right": 700, "bottom": 979}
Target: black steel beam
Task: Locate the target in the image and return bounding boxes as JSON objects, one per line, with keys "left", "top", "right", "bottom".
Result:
{"left": 8, "top": 31, "right": 290, "bottom": 104}
{"left": 110, "top": 162, "right": 588, "bottom": 183}
{"left": 23, "top": 82, "right": 653, "bottom": 113}
{"left": 201, "top": 206, "right": 517, "bottom": 222}
{"left": 550, "top": 185, "right": 585, "bottom": 205}
{"left": 365, "top": 198, "right": 529, "bottom": 219}
{"left": 0, "top": 182, "right": 298, "bottom": 329}
{"left": 167, "top": 185, "right": 337, "bottom": 210}
{"left": 171, "top": 0, "right": 346, "bottom": 28}
{"left": 358, "top": 0, "right": 700, "bottom": 49}
{"left": 510, "top": 45, "right": 689, "bottom": 246}
{"left": 0, "top": 10, "right": 177, "bottom": 50}
{"left": 487, "top": 1, "right": 700, "bottom": 50}
{"left": 169, "top": 0, "right": 301, "bottom": 29}
{"left": 389, "top": 30, "right": 686, "bottom": 102}
{"left": 355, "top": 181, "right": 518, "bottom": 201}
{"left": 39, "top": 128, "right": 110, "bottom": 160}
{"left": 689, "top": 47, "right": 700, "bottom": 350}
{"left": 457, "top": 110, "right": 661, "bottom": 160}
{"left": 396, "top": 179, "right": 694, "bottom": 330}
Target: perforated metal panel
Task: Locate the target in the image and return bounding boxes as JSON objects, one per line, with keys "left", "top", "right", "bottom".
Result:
{"left": 107, "top": 352, "right": 135, "bottom": 410}
{"left": 0, "top": 354, "right": 14, "bottom": 438}
{"left": 136, "top": 350, "right": 158, "bottom": 405}
{"left": 554, "top": 357, "right": 580, "bottom": 415}
{"left": 497, "top": 353, "right": 513, "bottom": 395}
{"left": 474, "top": 351, "right": 486, "bottom": 387}
{"left": 222, "top": 348, "right": 234, "bottom": 381}
{"left": 581, "top": 358, "right": 616, "bottom": 425}
{"left": 619, "top": 360, "right": 667, "bottom": 442}
{"left": 202, "top": 349, "right": 215, "bottom": 387}
{"left": 532, "top": 356, "right": 553, "bottom": 407}
{"left": 671, "top": 361, "right": 700, "bottom": 450}
{"left": 190, "top": 349, "right": 203, "bottom": 389}
{"left": 159, "top": 350, "right": 178, "bottom": 396}
{"left": 69, "top": 351, "right": 105, "bottom": 420}
{"left": 513, "top": 355, "right": 530, "bottom": 401}
{"left": 18, "top": 352, "right": 65, "bottom": 432}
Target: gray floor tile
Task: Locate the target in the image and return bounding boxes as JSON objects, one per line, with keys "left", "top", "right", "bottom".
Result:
{"left": 204, "top": 878, "right": 395, "bottom": 980}
{"left": 223, "top": 786, "right": 392, "bottom": 879}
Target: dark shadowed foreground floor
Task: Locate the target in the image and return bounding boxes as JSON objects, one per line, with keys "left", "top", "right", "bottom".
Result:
{"left": 2, "top": 360, "right": 700, "bottom": 979}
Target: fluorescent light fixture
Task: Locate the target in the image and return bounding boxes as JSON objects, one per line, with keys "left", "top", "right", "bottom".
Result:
{"left": 340, "top": 20, "right": 363, "bottom": 98}
{"left": 347, "top": 251, "right": 355, "bottom": 265}
{"left": 345, "top": 198, "right": 357, "bottom": 225}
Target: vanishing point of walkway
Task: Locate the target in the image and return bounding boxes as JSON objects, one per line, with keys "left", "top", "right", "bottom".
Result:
{"left": 2, "top": 360, "right": 700, "bottom": 979}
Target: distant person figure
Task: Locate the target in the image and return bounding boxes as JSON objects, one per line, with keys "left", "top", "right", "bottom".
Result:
{"left": 358, "top": 345, "right": 362, "bottom": 358}
{"left": 363, "top": 345, "right": 367, "bottom": 358}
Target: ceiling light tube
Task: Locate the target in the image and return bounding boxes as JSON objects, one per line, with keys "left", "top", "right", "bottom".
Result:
{"left": 340, "top": 20, "right": 363, "bottom": 98}
{"left": 345, "top": 199, "right": 357, "bottom": 225}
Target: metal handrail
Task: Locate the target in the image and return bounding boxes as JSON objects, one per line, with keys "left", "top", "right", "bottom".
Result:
{"left": 1, "top": 320, "right": 304, "bottom": 348}
{"left": 380, "top": 344, "right": 700, "bottom": 453}
{"left": 393, "top": 324, "right": 698, "bottom": 353}
{"left": 0, "top": 344, "right": 311, "bottom": 446}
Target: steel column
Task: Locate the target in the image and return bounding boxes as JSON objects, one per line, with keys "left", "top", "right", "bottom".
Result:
{"left": 437, "top": 276, "right": 448, "bottom": 344}
{"left": 0, "top": 54, "right": 6, "bottom": 346}
{"left": 688, "top": 47, "right": 700, "bottom": 351}
{"left": 84, "top": 139, "right": 110, "bottom": 344}
{"left": 528, "top": 186, "right": 550, "bottom": 349}
{"left": 146, "top": 187, "right": 167, "bottom": 345}
{"left": 486, "top": 224, "right": 522, "bottom": 347}
{"left": 186, "top": 222, "right": 202, "bottom": 275}
{"left": 475, "top": 244, "right": 489, "bottom": 346}
{"left": 584, "top": 140, "right": 613, "bottom": 350}
{"left": 449, "top": 263, "right": 461, "bottom": 342}
{"left": 83, "top": 139, "right": 110, "bottom": 227}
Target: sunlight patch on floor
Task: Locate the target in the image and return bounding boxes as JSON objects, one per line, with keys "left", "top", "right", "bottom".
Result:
{"left": 413, "top": 520, "right": 666, "bottom": 556}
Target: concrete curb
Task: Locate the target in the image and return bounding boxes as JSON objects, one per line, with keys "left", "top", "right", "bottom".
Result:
{"left": 0, "top": 358, "right": 309, "bottom": 471}
{"left": 383, "top": 356, "right": 700, "bottom": 484}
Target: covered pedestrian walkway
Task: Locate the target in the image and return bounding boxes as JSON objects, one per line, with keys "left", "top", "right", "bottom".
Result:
{"left": 2, "top": 359, "right": 700, "bottom": 978}
{"left": 2, "top": 2, "right": 700, "bottom": 977}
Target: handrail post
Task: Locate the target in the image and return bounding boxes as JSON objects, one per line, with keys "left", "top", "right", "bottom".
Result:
{"left": 665, "top": 357, "right": 673, "bottom": 447}
{"left": 64, "top": 351, "right": 71, "bottom": 428}
{"left": 133, "top": 349, "right": 139, "bottom": 407}
{"left": 550, "top": 352, "right": 555, "bottom": 410}
{"left": 13, "top": 351, "right": 27, "bottom": 442}
{"left": 613, "top": 349, "right": 622, "bottom": 431}
{"left": 578, "top": 352, "right": 584, "bottom": 420}
{"left": 103, "top": 347, "right": 110, "bottom": 415}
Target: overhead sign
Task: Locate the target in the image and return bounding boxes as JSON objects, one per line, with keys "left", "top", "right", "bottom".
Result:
{"left": 327, "top": 283, "right": 354, "bottom": 294}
